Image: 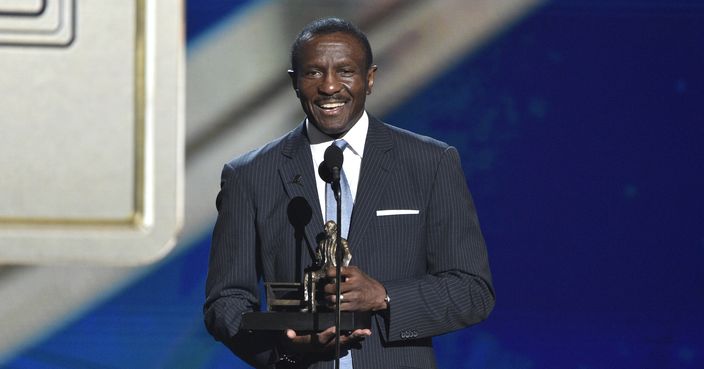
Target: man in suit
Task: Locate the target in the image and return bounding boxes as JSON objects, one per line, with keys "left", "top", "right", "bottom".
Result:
{"left": 204, "top": 18, "right": 495, "bottom": 368}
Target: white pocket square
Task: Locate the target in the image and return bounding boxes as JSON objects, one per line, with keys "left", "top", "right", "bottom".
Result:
{"left": 376, "top": 209, "right": 420, "bottom": 216}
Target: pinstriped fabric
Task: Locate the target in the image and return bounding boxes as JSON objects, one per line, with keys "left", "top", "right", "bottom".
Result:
{"left": 345, "top": 120, "right": 494, "bottom": 369}
{"left": 347, "top": 120, "right": 394, "bottom": 250}
{"left": 204, "top": 118, "right": 494, "bottom": 369}
{"left": 204, "top": 124, "right": 324, "bottom": 367}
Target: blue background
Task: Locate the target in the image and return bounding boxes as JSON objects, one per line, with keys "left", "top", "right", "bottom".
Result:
{"left": 5, "top": 1, "right": 703, "bottom": 368}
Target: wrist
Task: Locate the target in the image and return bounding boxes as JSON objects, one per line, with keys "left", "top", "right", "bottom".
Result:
{"left": 375, "top": 285, "right": 390, "bottom": 311}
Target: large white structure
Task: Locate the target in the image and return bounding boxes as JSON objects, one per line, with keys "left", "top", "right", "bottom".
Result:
{"left": 0, "top": 0, "right": 184, "bottom": 264}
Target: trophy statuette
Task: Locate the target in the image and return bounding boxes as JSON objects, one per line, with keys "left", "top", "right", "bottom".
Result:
{"left": 240, "top": 220, "right": 370, "bottom": 333}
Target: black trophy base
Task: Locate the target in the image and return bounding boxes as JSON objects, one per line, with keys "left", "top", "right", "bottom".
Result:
{"left": 240, "top": 311, "right": 371, "bottom": 334}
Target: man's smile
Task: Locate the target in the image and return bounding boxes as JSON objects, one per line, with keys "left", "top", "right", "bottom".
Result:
{"left": 316, "top": 100, "right": 348, "bottom": 115}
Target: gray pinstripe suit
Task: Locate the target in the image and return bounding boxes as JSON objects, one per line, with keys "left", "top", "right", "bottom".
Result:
{"left": 204, "top": 116, "right": 495, "bottom": 368}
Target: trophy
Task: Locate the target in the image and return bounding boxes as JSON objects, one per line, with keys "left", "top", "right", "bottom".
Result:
{"left": 239, "top": 220, "right": 370, "bottom": 333}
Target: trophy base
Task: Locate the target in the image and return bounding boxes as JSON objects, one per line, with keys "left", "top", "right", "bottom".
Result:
{"left": 240, "top": 311, "right": 372, "bottom": 334}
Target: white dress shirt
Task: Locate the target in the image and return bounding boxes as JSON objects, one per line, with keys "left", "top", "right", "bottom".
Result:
{"left": 307, "top": 111, "right": 368, "bottom": 220}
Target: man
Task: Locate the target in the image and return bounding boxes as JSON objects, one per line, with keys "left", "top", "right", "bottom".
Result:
{"left": 204, "top": 18, "right": 495, "bottom": 368}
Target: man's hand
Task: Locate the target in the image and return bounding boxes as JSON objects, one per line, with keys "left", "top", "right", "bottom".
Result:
{"left": 324, "top": 266, "right": 388, "bottom": 311}
{"left": 283, "top": 326, "right": 371, "bottom": 353}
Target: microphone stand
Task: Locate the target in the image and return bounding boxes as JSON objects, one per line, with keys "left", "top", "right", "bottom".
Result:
{"left": 332, "top": 167, "right": 342, "bottom": 369}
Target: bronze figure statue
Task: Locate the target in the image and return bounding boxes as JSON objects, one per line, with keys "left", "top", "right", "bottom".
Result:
{"left": 303, "top": 220, "right": 351, "bottom": 312}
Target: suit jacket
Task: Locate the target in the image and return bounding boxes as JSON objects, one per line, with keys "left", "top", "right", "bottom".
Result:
{"left": 204, "top": 116, "right": 495, "bottom": 369}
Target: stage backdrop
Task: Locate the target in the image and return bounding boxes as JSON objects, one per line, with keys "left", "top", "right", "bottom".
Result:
{"left": 4, "top": 1, "right": 703, "bottom": 368}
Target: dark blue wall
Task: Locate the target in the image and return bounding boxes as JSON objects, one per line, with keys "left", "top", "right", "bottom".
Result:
{"left": 386, "top": 2, "right": 704, "bottom": 368}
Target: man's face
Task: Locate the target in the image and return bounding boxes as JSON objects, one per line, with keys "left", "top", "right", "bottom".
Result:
{"left": 290, "top": 32, "right": 377, "bottom": 137}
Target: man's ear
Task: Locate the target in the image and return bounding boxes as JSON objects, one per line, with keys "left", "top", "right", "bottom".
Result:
{"left": 287, "top": 69, "right": 299, "bottom": 97}
{"left": 366, "top": 65, "right": 378, "bottom": 95}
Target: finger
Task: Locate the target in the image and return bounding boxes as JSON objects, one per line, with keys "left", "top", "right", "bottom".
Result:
{"left": 318, "top": 326, "right": 336, "bottom": 339}
{"left": 285, "top": 329, "right": 312, "bottom": 345}
{"left": 318, "top": 326, "right": 337, "bottom": 345}
{"left": 349, "top": 329, "right": 372, "bottom": 340}
{"left": 336, "top": 289, "right": 359, "bottom": 302}
{"left": 323, "top": 282, "right": 337, "bottom": 295}
{"left": 285, "top": 329, "right": 309, "bottom": 343}
{"left": 354, "top": 328, "right": 372, "bottom": 336}
{"left": 323, "top": 328, "right": 360, "bottom": 349}
{"left": 330, "top": 265, "right": 356, "bottom": 277}
{"left": 323, "top": 280, "right": 353, "bottom": 295}
{"left": 326, "top": 265, "right": 356, "bottom": 277}
{"left": 342, "top": 266, "right": 361, "bottom": 278}
{"left": 325, "top": 293, "right": 346, "bottom": 305}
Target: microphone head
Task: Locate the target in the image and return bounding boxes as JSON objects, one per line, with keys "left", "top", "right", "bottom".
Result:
{"left": 324, "top": 143, "right": 344, "bottom": 169}
{"left": 318, "top": 143, "right": 344, "bottom": 183}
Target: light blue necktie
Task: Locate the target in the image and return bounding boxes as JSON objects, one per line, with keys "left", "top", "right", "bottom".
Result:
{"left": 324, "top": 139, "right": 354, "bottom": 369}
{"left": 325, "top": 140, "right": 353, "bottom": 239}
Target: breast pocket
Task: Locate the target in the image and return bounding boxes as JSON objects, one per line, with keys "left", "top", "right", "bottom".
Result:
{"left": 369, "top": 210, "right": 426, "bottom": 276}
{"left": 376, "top": 210, "right": 422, "bottom": 235}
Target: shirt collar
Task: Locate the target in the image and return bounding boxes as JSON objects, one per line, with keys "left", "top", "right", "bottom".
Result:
{"left": 306, "top": 111, "right": 368, "bottom": 157}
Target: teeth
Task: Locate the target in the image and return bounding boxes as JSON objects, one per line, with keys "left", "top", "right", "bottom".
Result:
{"left": 320, "top": 102, "right": 344, "bottom": 109}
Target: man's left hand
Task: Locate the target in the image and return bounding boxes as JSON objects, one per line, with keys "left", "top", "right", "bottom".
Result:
{"left": 324, "top": 266, "right": 388, "bottom": 312}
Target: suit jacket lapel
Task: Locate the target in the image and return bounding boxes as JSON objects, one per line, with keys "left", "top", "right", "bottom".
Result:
{"left": 278, "top": 123, "right": 324, "bottom": 267}
{"left": 348, "top": 116, "right": 395, "bottom": 248}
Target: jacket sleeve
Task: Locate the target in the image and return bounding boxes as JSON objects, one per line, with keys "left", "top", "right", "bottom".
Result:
{"left": 377, "top": 146, "right": 495, "bottom": 342}
{"left": 203, "top": 163, "right": 278, "bottom": 368}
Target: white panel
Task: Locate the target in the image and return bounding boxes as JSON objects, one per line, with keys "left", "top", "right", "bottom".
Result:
{"left": 0, "top": 1, "right": 134, "bottom": 221}
{"left": 0, "top": 0, "right": 184, "bottom": 264}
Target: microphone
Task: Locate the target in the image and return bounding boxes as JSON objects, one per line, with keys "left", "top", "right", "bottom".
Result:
{"left": 318, "top": 143, "right": 344, "bottom": 183}
{"left": 318, "top": 142, "right": 345, "bottom": 369}
{"left": 318, "top": 143, "right": 345, "bottom": 369}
